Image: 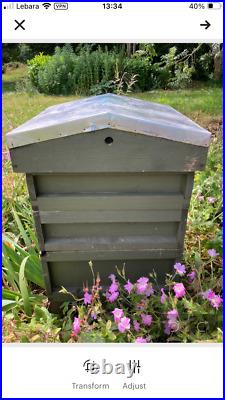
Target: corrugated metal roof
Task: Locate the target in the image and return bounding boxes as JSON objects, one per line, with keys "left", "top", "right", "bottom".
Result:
{"left": 6, "top": 93, "right": 211, "bottom": 149}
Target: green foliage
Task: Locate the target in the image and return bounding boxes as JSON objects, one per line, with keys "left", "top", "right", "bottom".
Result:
{"left": 26, "top": 44, "right": 219, "bottom": 95}
{"left": 168, "top": 64, "right": 194, "bottom": 89}
{"left": 27, "top": 52, "right": 51, "bottom": 88}
{"left": 37, "top": 45, "right": 76, "bottom": 95}
{"left": 18, "top": 44, "right": 33, "bottom": 63}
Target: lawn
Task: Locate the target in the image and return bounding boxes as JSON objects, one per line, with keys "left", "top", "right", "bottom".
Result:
{"left": 2, "top": 65, "right": 222, "bottom": 343}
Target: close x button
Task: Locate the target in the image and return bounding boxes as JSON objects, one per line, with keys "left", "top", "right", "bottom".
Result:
{"left": 14, "top": 19, "right": 25, "bottom": 31}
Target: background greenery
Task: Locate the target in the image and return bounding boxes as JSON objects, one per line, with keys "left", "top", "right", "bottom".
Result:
{"left": 2, "top": 43, "right": 222, "bottom": 342}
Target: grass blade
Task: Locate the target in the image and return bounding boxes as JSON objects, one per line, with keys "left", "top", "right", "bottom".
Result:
{"left": 19, "top": 256, "right": 32, "bottom": 316}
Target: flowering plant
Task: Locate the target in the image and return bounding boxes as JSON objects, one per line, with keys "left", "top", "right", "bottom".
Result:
{"left": 62, "top": 250, "right": 222, "bottom": 343}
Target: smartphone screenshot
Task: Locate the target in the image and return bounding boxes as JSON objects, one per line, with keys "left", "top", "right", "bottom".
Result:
{"left": 2, "top": 1, "right": 223, "bottom": 398}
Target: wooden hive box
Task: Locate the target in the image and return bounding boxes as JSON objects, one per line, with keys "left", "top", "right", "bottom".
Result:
{"left": 6, "top": 94, "right": 211, "bottom": 304}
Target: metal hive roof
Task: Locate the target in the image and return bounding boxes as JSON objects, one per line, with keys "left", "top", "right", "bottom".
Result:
{"left": 6, "top": 93, "right": 211, "bottom": 149}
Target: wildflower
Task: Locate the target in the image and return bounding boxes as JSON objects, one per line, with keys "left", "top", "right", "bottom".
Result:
{"left": 106, "top": 291, "right": 119, "bottom": 303}
{"left": 207, "top": 197, "right": 216, "bottom": 204}
{"left": 133, "top": 320, "right": 140, "bottom": 332}
{"left": 124, "top": 280, "right": 133, "bottom": 294}
{"left": 210, "top": 295, "right": 223, "bottom": 310}
{"left": 174, "top": 262, "right": 186, "bottom": 275}
{"left": 135, "top": 337, "right": 147, "bottom": 343}
{"left": 198, "top": 195, "right": 204, "bottom": 201}
{"left": 72, "top": 317, "right": 81, "bottom": 336}
{"left": 118, "top": 317, "right": 130, "bottom": 333}
{"left": 91, "top": 312, "right": 97, "bottom": 320}
{"left": 141, "top": 313, "right": 152, "bottom": 326}
{"left": 108, "top": 274, "right": 116, "bottom": 282}
{"left": 208, "top": 249, "right": 219, "bottom": 257}
{"left": 202, "top": 289, "right": 215, "bottom": 300}
{"left": 112, "top": 308, "right": 124, "bottom": 323}
{"left": 145, "top": 284, "right": 154, "bottom": 297}
{"left": 84, "top": 292, "right": 92, "bottom": 305}
{"left": 202, "top": 289, "right": 223, "bottom": 310}
{"left": 165, "top": 309, "right": 179, "bottom": 334}
{"left": 187, "top": 271, "right": 196, "bottom": 282}
{"left": 160, "top": 288, "right": 167, "bottom": 304}
{"left": 173, "top": 282, "right": 186, "bottom": 298}
{"left": 164, "top": 321, "right": 171, "bottom": 335}
{"left": 136, "top": 277, "right": 149, "bottom": 294}
{"left": 109, "top": 282, "right": 119, "bottom": 293}
{"left": 167, "top": 309, "right": 178, "bottom": 320}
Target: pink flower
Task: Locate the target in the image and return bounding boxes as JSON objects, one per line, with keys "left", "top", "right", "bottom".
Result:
{"left": 135, "top": 337, "right": 147, "bottom": 343}
{"left": 187, "top": 271, "right": 196, "bottom": 282}
{"left": 202, "top": 290, "right": 223, "bottom": 310}
{"left": 109, "top": 282, "right": 119, "bottom": 293}
{"left": 91, "top": 312, "right": 97, "bottom": 320}
{"left": 106, "top": 291, "right": 119, "bottom": 303}
{"left": 164, "top": 321, "right": 171, "bottom": 335}
{"left": 72, "top": 317, "right": 81, "bottom": 336}
{"left": 210, "top": 295, "right": 223, "bottom": 310}
{"left": 84, "top": 292, "right": 92, "bottom": 305}
{"left": 174, "top": 262, "right": 186, "bottom": 275}
{"left": 133, "top": 320, "right": 140, "bottom": 332}
{"left": 108, "top": 274, "right": 116, "bottom": 282}
{"left": 207, "top": 197, "right": 216, "bottom": 204}
{"left": 145, "top": 284, "right": 154, "bottom": 297}
{"left": 160, "top": 288, "right": 167, "bottom": 304}
{"left": 165, "top": 309, "right": 179, "bottom": 334}
{"left": 124, "top": 280, "right": 133, "bottom": 294}
{"left": 141, "top": 313, "right": 152, "bottom": 326}
{"left": 136, "top": 277, "right": 149, "bottom": 294}
{"left": 208, "top": 249, "right": 218, "bottom": 257}
{"left": 198, "top": 195, "right": 204, "bottom": 201}
{"left": 167, "top": 309, "right": 178, "bottom": 320}
{"left": 202, "top": 289, "right": 215, "bottom": 300}
{"left": 112, "top": 308, "right": 124, "bottom": 323}
{"left": 173, "top": 283, "right": 186, "bottom": 298}
{"left": 118, "top": 317, "right": 130, "bottom": 333}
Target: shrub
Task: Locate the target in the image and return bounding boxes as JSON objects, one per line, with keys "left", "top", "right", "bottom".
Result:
{"left": 27, "top": 52, "right": 51, "bottom": 88}
{"left": 168, "top": 64, "right": 194, "bottom": 89}
{"left": 37, "top": 45, "right": 76, "bottom": 95}
{"left": 126, "top": 57, "right": 152, "bottom": 91}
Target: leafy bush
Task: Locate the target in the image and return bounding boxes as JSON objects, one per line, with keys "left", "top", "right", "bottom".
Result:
{"left": 37, "top": 45, "right": 76, "bottom": 95}
{"left": 168, "top": 64, "right": 194, "bottom": 89}
{"left": 126, "top": 57, "right": 151, "bottom": 91}
{"left": 27, "top": 52, "right": 51, "bottom": 88}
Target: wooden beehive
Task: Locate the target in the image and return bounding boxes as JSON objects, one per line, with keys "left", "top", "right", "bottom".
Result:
{"left": 6, "top": 94, "right": 211, "bottom": 304}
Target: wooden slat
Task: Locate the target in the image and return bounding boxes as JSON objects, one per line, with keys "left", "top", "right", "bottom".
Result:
{"left": 34, "top": 172, "right": 185, "bottom": 195}
{"left": 40, "top": 210, "right": 182, "bottom": 223}
{"left": 44, "top": 248, "right": 181, "bottom": 261}
{"left": 37, "top": 193, "right": 184, "bottom": 211}
{"left": 44, "top": 235, "right": 177, "bottom": 252}
{"left": 43, "top": 221, "right": 178, "bottom": 238}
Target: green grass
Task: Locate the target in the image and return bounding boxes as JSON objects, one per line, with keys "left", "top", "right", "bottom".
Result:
{"left": 133, "top": 84, "right": 222, "bottom": 119}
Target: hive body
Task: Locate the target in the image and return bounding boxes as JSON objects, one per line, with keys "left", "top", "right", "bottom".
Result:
{"left": 7, "top": 94, "right": 210, "bottom": 302}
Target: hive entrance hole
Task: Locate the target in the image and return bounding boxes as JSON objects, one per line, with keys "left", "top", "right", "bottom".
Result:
{"left": 105, "top": 137, "right": 114, "bottom": 145}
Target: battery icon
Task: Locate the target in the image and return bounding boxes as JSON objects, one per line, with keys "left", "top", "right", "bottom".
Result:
{"left": 207, "top": 3, "right": 221, "bottom": 9}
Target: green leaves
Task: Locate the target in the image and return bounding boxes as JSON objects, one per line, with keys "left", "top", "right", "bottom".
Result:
{"left": 19, "top": 256, "right": 32, "bottom": 316}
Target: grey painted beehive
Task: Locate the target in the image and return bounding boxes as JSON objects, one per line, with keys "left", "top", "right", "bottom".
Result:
{"left": 6, "top": 94, "right": 211, "bottom": 303}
